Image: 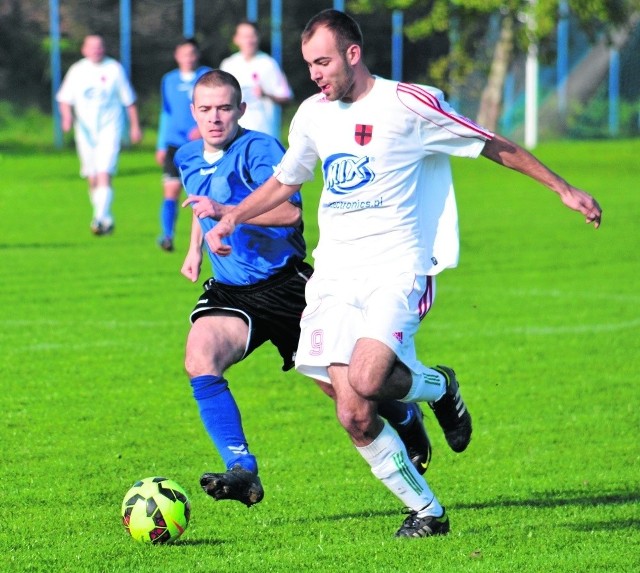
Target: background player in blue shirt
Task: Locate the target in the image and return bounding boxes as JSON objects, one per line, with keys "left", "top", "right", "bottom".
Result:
{"left": 177, "top": 70, "right": 432, "bottom": 506}
{"left": 155, "top": 38, "right": 211, "bottom": 252}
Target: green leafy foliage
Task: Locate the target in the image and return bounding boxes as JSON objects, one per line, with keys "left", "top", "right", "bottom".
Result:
{"left": 349, "top": 0, "right": 639, "bottom": 91}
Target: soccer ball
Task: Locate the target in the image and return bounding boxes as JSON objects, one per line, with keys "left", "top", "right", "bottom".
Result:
{"left": 121, "top": 477, "right": 191, "bottom": 544}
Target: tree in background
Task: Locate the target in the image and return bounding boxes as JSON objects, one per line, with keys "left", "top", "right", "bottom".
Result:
{"left": 350, "top": 0, "right": 640, "bottom": 130}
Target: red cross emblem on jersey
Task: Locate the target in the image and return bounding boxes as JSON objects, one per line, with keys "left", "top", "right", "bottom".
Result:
{"left": 354, "top": 124, "right": 373, "bottom": 146}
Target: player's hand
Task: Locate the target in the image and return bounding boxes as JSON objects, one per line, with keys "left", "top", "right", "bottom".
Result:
{"left": 561, "top": 187, "right": 602, "bottom": 229}
{"left": 155, "top": 149, "right": 166, "bottom": 166}
{"left": 130, "top": 124, "right": 143, "bottom": 144}
{"left": 205, "top": 219, "right": 235, "bottom": 257}
{"left": 181, "top": 250, "right": 202, "bottom": 282}
{"left": 182, "top": 195, "right": 220, "bottom": 220}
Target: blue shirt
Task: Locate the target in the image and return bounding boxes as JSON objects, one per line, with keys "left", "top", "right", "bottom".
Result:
{"left": 175, "top": 129, "right": 307, "bottom": 286}
{"left": 157, "top": 66, "right": 211, "bottom": 150}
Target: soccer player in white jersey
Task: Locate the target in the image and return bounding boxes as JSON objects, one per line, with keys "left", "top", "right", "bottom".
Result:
{"left": 205, "top": 10, "right": 603, "bottom": 537}
{"left": 220, "top": 21, "right": 293, "bottom": 140}
{"left": 57, "top": 35, "right": 142, "bottom": 236}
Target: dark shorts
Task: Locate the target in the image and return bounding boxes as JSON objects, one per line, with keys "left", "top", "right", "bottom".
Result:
{"left": 190, "top": 260, "right": 313, "bottom": 371}
{"left": 162, "top": 145, "right": 180, "bottom": 179}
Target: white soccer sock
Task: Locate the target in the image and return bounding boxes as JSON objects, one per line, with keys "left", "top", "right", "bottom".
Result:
{"left": 356, "top": 422, "right": 443, "bottom": 516}
{"left": 400, "top": 367, "right": 446, "bottom": 403}
{"left": 93, "top": 186, "right": 114, "bottom": 224}
{"left": 88, "top": 187, "right": 98, "bottom": 218}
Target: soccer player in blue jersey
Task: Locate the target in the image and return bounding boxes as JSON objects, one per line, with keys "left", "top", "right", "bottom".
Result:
{"left": 155, "top": 38, "right": 211, "bottom": 252}
{"left": 176, "top": 70, "right": 432, "bottom": 507}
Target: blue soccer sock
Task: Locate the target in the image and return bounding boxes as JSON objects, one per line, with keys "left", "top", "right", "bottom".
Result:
{"left": 190, "top": 375, "right": 258, "bottom": 474}
{"left": 160, "top": 198, "right": 178, "bottom": 239}
{"left": 378, "top": 400, "right": 418, "bottom": 429}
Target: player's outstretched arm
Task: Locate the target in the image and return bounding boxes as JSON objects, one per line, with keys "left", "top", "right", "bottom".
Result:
{"left": 481, "top": 134, "right": 602, "bottom": 228}
{"left": 204, "top": 176, "right": 302, "bottom": 256}
{"left": 182, "top": 194, "right": 301, "bottom": 227}
{"left": 181, "top": 213, "right": 203, "bottom": 283}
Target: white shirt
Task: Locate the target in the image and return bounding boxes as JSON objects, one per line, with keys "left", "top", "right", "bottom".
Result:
{"left": 275, "top": 77, "right": 493, "bottom": 278}
{"left": 220, "top": 51, "right": 293, "bottom": 139}
{"left": 56, "top": 56, "right": 136, "bottom": 136}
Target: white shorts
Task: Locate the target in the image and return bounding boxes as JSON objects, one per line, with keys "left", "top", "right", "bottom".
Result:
{"left": 295, "top": 273, "right": 435, "bottom": 384}
{"left": 75, "top": 122, "right": 122, "bottom": 177}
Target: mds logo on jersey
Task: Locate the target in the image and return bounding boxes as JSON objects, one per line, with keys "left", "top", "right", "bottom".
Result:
{"left": 323, "top": 153, "right": 375, "bottom": 195}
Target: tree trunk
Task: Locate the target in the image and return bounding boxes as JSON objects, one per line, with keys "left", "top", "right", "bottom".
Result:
{"left": 476, "top": 13, "right": 514, "bottom": 131}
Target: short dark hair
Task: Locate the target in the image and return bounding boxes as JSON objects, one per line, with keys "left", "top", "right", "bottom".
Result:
{"left": 301, "top": 9, "right": 363, "bottom": 54}
{"left": 177, "top": 37, "right": 200, "bottom": 51}
{"left": 193, "top": 69, "right": 243, "bottom": 107}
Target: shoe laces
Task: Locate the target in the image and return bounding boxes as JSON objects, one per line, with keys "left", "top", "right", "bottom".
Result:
{"left": 400, "top": 507, "right": 421, "bottom": 527}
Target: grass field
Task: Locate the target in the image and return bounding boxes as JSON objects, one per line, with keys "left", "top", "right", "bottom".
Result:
{"left": 1, "top": 136, "right": 639, "bottom": 572}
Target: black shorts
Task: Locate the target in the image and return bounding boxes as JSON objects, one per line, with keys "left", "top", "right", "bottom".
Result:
{"left": 162, "top": 145, "right": 180, "bottom": 179}
{"left": 190, "top": 260, "right": 313, "bottom": 371}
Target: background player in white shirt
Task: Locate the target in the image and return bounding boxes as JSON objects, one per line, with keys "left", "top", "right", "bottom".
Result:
{"left": 205, "top": 10, "right": 603, "bottom": 538}
{"left": 57, "top": 35, "right": 142, "bottom": 235}
{"left": 220, "top": 20, "right": 293, "bottom": 140}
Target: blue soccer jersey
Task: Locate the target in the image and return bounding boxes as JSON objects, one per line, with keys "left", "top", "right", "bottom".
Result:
{"left": 175, "top": 129, "right": 307, "bottom": 285}
{"left": 157, "top": 66, "right": 211, "bottom": 150}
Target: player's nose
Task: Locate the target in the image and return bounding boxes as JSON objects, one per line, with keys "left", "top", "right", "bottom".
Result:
{"left": 309, "top": 66, "right": 321, "bottom": 82}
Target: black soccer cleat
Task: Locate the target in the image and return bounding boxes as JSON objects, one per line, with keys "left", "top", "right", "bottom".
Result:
{"left": 200, "top": 464, "right": 264, "bottom": 507}
{"left": 90, "top": 220, "right": 114, "bottom": 236}
{"left": 393, "top": 404, "right": 432, "bottom": 475}
{"left": 428, "top": 365, "right": 472, "bottom": 453}
{"left": 395, "top": 507, "right": 450, "bottom": 538}
{"left": 158, "top": 237, "right": 174, "bottom": 252}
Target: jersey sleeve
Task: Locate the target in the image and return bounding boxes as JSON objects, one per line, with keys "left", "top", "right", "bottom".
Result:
{"left": 156, "top": 75, "right": 170, "bottom": 150}
{"left": 260, "top": 56, "right": 293, "bottom": 100}
{"left": 219, "top": 56, "right": 232, "bottom": 73}
{"left": 156, "top": 111, "right": 169, "bottom": 151}
{"left": 273, "top": 101, "right": 318, "bottom": 185}
{"left": 244, "top": 135, "right": 285, "bottom": 186}
{"left": 397, "top": 83, "right": 493, "bottom": 158}
{"left": 56, "top": 63, "right": 79, "bottom": 104}
{"left": 115, "top": 61, "right": 137, "bottom": 107}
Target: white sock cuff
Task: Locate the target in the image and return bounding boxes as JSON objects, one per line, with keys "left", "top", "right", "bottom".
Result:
{"left": 356, "top": 422, "right": 397, "bottom": 459}
{"left": 401, "top": 368, "right": 445, "bottom": 403}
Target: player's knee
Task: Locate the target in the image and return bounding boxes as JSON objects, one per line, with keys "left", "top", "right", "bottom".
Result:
{"left": 335, "top": 402, "right": 375, "bottom": 441}
{"left": 348, "top": 368, "right": 385, "bottom": 400}
{"left": 184, "top": 349, "right": 215, "bottom": 379}
{"left": 184, "top": 353, "right": 200, "bottom": 378}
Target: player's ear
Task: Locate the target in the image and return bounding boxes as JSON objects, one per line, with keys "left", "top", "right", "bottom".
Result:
{"left": 346, "top": 44, "right": 361, "bottom": 66}
{"left": 238, "top": 102, "right": 247, "bottom": 117}
{"left": 190, "top": 103, "right": 197, "bottom": 120}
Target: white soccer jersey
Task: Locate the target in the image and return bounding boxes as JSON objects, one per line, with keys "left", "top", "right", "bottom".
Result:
{"left": 56, "top": 56, "right": 136, "bottom": 140}
{"left": 220, "top": 51, "right": 293, "bottom": 139}
{"left": 275, "top": 77, "right": 493, "bottom": 278}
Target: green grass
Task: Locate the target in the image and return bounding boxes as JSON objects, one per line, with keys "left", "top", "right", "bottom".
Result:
{"left": 1, "top": 138, "right": 638, "bottom": 572}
